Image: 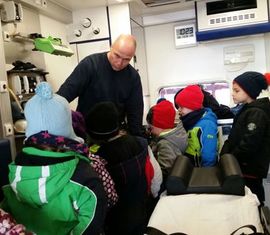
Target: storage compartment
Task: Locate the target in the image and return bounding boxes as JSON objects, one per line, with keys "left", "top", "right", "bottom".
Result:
{"left": 195, "top": 0, "right": 270, "bottom": 41}
{"left": 196, "top": 0, "right": 269, "bottom": 31}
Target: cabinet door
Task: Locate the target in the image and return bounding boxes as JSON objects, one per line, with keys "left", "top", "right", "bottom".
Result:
{"left": 77, "top": 40, "right": 110, "bottom": 62}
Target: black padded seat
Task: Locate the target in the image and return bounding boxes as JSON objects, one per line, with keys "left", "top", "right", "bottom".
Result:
{"left": 166, "top": 154, "right": 245, "bottom": 196}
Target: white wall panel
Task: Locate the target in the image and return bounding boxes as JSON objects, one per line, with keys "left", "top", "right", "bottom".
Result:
{"left": 144, "top": 21, "right": 267, "bottom": 106}
{"left": 68, "top": 7, "right": 109, "bottom": 43}
{"left": 76, "top": 40, "right": 110, "bottom": 61}
{"left": 39, "top": 14, "right": 76, "bottom": 90}
{"left": 39, "top": 14, "right": 78, "bottom": 109}
{"left": 109, "top": 3, "right": 131, "bottom": 42}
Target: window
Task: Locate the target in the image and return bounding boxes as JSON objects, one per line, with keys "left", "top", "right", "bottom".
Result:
{"left": 158, "top": 81, "right": 231, "bottom": 107}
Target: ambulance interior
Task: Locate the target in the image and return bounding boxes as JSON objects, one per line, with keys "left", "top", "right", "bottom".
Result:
{"left": 0, "top": 0, "right": 270, "bottom": 233}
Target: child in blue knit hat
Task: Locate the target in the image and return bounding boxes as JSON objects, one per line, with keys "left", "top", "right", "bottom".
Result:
{"left": 1, "top": 82, "right": 107, "bottom": 235}
{"left": 221, "top": 71, "right": 270, "bottom": 205}
{"left": 25, "top": 82, "right": 83, "bottom": 142}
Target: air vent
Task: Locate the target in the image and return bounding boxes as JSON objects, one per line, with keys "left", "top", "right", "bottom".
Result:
{"left": 141, "top": 0, "right": 181, "bottom": 7}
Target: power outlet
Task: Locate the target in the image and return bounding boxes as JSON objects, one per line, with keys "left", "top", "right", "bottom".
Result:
{"left": 0, "top": 81, "right": 8, "bottom": 93}
{"left": 2, "top": 31, "right": 10, "bottom": 42}
{"left": 4, "top": 123, "right": 14, "bottom": 136}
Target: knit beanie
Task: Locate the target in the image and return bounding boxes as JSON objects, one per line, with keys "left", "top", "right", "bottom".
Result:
{"left": 233, "top": 71, "right": 270, "bottom": 99}
{"left": 149, "top": 100, "right": 176, "bottom": 129}
{"left": 85, "top": 102, "right": 120, "bottom": 140}
{"left": 175, "top": 85, "right": 204, "bottom": 110}
{"left": 24, "top": 82, "right": 83, "bottom": 142}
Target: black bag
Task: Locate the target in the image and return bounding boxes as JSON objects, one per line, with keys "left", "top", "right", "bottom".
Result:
{"left": 230, "top": 225, "right": 265, "bottom": 235}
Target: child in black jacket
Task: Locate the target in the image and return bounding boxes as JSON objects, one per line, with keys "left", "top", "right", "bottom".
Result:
{"left": 221, "top": 71, "right": 270, "bottom": 204}
{"left": 85, "top": 102, "right": 162, "bottom": 235}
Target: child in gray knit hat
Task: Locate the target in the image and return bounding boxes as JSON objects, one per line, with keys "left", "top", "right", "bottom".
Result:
{"left": 220, "top": 71, "right": 270, "bottom": 205}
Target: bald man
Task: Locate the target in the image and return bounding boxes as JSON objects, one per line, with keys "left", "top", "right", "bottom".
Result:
{"left": 57, "top": 34, "right": 143, "bottom": 136}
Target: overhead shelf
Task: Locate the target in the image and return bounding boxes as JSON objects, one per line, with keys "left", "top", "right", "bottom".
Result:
{"left": 11, "top": 34, "right": 34, "bottom": 43}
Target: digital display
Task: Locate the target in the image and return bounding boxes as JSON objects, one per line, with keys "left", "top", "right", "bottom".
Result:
{"left": 176, "top": 26, "right": 194, "bottom": 39}
{"left": 206, "top": 0, "right": 257, "bottom": 15}
{"left": 174, "top": 23, "right": 197, "bottom": 48}
{"left": 178, "top": 27, "right": 193, "bottom": 35}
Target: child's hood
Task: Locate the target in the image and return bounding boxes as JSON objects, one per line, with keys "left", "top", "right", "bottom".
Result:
{"left": 106, "top": 136, "right": 148, "bottom": 186}
{"left": 249, "top": 97, "right": 270, "bottom": 118}
{"left": 159, "top": 122, "right": 188, "bottom": 153}
{"left": 7, "top": 158, "right": 78, "bottom": 208}
{"left": 201, "top": 107, "right": 218, "bottom": 123}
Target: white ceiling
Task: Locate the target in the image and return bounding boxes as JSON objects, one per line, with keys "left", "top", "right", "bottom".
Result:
{"left": 51, "top": 0, "right": 135, "bottom": 11}
{"left": 50, "top": 0, "right": 196, "bottom": 17}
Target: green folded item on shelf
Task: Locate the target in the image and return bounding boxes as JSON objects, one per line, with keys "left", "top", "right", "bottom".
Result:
{"left": 33, "top": 36, "right": 74, "bottom": 57}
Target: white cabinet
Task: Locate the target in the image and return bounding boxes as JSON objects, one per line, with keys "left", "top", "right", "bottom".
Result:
{"left": 76, "top": 40, "right": 110, "bottom": 62}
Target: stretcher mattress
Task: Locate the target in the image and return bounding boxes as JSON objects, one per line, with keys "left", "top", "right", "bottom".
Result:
{"left": 147, "top": 187, "right": 263, "bottom": 235}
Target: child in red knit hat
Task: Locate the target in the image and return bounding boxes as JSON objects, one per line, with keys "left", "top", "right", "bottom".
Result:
{"left": 146, "top": 100, "right": 188, "bottom": 180}
{"left": 221, "top": 71, "right": 270, "bottom": 205}
{"left": 175, "top": 85, "right": 218, "bottom": 167}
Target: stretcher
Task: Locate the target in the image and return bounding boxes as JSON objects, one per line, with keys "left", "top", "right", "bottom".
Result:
{"left": 145, "top": 154, "right": 270, "bottom": 235}
{"left": 146, "top": 187, "right": 270, "bottom": 235}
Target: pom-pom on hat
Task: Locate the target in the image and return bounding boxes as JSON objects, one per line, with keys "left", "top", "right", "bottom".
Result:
{"left": 85, "top": 102, "right": 120, "bottom": 140}
{"left": 264, "top": 72, "right": 270, "bottom": 86}
{"left": 233, "top": 71, "right": 269, "bottom": 99}
{"left": 148, "top": 100, "right": 176, "bottom": 129}
{"left": 24, "top": 82, "right": 82, "bottom": 142}
{"left": 175, "top": 85, "right": 204, "bottom": 110}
